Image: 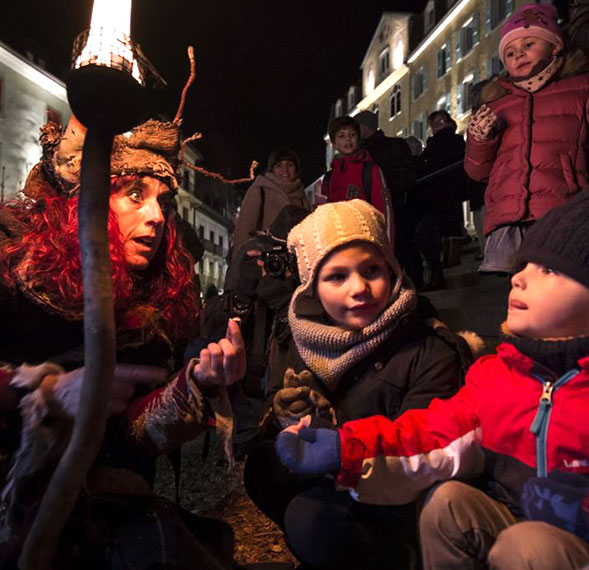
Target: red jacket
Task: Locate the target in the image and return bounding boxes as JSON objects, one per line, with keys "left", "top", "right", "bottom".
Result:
{"left": 321, "top": 150, "right": 395, "bottom": 246}
{"left": 465, "top": 71, "right": 589, "bottom": 235}
{"left": 336, "top": 343, "right": 589, "bottom": 509}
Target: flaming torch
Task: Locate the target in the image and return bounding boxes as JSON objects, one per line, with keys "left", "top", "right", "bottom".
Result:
{"left": 19, "top": 1, "right": 146, "bottom": 568}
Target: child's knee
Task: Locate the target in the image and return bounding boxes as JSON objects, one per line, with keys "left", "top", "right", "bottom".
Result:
{"left": 489, "top": 521, "right": 589, "bottom": 570}
{"left": 419, "top": 481, "right": 471, "bottom": 536}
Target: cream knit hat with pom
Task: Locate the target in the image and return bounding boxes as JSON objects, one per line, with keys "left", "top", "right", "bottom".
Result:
{"left": 287, "top": 199, "right": 401, "bottom": 315}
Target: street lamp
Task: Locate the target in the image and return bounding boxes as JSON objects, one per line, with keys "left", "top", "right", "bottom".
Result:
{"left": 19, "top": 1, "right": 146, "bottom": 568}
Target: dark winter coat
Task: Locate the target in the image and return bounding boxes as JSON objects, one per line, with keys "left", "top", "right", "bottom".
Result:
{"left": 465, "top": 52, "right": 589, "bottom": 235}
{"left": 361, "top": 130, "right": 414, "bottom": 202}
{"left": 418, "top": 126, "right": 468, "bottom": 236}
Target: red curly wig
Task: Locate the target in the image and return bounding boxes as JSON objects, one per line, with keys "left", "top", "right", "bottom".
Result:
{"left": 1, "top": 175, "right": 200, "bottom": 344}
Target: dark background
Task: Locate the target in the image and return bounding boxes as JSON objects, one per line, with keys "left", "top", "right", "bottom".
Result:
{"left": 1, "top": 1, "right": 425, "bottom": 183}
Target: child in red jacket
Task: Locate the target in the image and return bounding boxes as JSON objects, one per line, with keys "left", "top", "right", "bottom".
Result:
{"left": 465, "top": 3, "right": 589, "bottom": 274}
{"left": 277, "top": 191, "right": 589, "bottom": 570}
{"left": 320, "top": 116, "right": 395, "bottom": 246}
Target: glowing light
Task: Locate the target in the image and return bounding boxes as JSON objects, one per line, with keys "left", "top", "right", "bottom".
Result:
{"left": 365, "top": 68, "right": 375, "bottom": 96}
{"left": 393, "top": 39, "right": 404, "bottom": 70}
{"left": 75, "top": 0, "right": 142, "bottom": 83}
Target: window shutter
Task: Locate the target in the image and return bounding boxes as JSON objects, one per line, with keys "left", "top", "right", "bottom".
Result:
{"left": 437, "top": 49, "right": 443, "bottom": 77}
{"left": 473, "top": 11, "right": 480, "bottom": 45}
{"left": 455, "top": 29, "right": 462, "bottom": 61}
{"left": 445, "top": 43, "right": 452, "bottom": 72}
{"left": 474, "top": 69, "right": 480, "bottom": 84}
{"left": 424, "top": 63, "right": 429, "bottom": 90}
{"left": 486, "top": 0, "right": 492, "bottom": 33}
{"left": 456, "top": 84, "right": 463, "bottom": 115}
{"left": 506, "top": 0, "right": 514, "bottom": 16}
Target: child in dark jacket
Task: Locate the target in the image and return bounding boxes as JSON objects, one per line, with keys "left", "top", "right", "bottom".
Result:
{"left": 277, "top": 191, "right": 589, "bottom": 570}
{"left": 320, "top": 116, "right": 395, "bottom": 246}
{"left": 244, "top": 199, "right": 472, "bottom": 570}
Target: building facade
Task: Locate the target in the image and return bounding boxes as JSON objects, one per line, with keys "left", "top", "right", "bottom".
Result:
{"left": 329, "top": 0, "right": 527, "bottom": 151}
{"left": 0, "top": 41, "right": 71, "bottom": 200}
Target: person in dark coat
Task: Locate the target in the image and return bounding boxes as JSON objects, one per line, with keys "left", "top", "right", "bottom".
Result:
{"left": 243, "top": 200, "right": 477, "bottom": 570}
{"left": 416, "top": 110, "right": 468, "bottom": 289}
{"left": 355, "top": 111, "right": 423, "bottom": 289}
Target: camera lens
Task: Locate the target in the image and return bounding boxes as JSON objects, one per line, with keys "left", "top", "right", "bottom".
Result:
{"left": 264, "top": 254, "right": 286, "bottom": 278}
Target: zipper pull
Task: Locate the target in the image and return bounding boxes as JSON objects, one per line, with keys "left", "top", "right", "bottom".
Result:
{"left": 540, "top": 381, "right": 554, "bottom": 404}
{"left": 530, "top": 381, "right": 553, "bottom": 434}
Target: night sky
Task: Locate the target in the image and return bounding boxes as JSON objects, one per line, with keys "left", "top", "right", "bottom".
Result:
{"left": 1, "top": 0, "right": 424, "bottom": 184}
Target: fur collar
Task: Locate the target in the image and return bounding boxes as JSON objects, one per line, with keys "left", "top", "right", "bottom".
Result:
{"left": 482, "top": 49, "right": 589, "bottom": 104}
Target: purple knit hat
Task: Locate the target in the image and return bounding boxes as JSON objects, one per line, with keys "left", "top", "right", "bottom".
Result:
{"left": 499, "top": 4, "right": 564, "bottom": 64}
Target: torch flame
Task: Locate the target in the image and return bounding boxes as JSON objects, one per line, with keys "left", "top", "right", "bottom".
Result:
{"left": 74, "top": 0, "right": 142, "bottom": 84}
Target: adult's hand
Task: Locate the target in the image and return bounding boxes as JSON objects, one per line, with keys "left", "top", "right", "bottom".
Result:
{"left": 40, "top": 364, "right": 167, "bottom": 417}
{"left": 192, "top": 318, "right": 246, "bottom": 390}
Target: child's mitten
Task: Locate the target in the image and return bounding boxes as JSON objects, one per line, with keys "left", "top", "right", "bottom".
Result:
{"left": 275, "top": 427, "right": 341, "bottom": 476}
{"left": 521, "top": 470, "right": 589, "bottom": 541}
{"left": 468, "top": 104, "right": 498, "bottom": 142}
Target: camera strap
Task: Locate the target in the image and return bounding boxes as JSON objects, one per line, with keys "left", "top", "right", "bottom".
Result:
{"left": 256, "top": 187, "right": 266, "bottom": 231}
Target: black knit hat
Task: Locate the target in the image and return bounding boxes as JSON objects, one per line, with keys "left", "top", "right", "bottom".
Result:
{"left": 517, "top": 190, "right": 589, "bottom": 288}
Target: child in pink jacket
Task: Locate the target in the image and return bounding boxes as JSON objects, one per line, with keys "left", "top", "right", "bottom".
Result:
{"left": 465, "top": 4, "right": 589, "bottom": 273}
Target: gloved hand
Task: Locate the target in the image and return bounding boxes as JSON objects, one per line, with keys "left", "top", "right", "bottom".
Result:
{"left": 521, "top": 470, "right": 589, "bottom": 541}
{"left": 272, "top": 368, "right": 333, "bottom": 428}
{"left": 275, "top": 427, "right": 341, "bottom": 476}
{"left": 468, "top": 104, "right": 498, "bottom": 142}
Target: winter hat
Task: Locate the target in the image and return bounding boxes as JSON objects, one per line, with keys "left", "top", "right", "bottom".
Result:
{"left": 287, "top": 199, "right": 401, "bottom": 315}
{"left": 517, "top": 190, "right": 589, "bottom": 289}
{"left": 499, "top": 4, "right": 564, "bottom": 64}
{"left": 354, "top": 111, "right": 378, "bottom": 132}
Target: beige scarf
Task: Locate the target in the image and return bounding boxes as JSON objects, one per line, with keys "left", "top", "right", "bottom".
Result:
{"left": 289, "top": 277, "right": 417, "bottom": 390}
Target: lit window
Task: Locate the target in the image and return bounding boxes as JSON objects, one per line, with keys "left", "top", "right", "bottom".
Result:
{"left": 437, "top": 44, "right": 451, "bottom": 77}
{"left": 412, "top": 65, "right": 428, "bottom": 100}
{"left": 390, "top": 85, "right": 402, "bottom": 118}
{"left": 456, "top": 12, "right": 480, "bottom": 61}
{"left": 378, "top": 48, "right": 390, "bottom": 83}
{"left": 457, "top": 71, "right": 479, "bottom": 115}
{"left": 347, "top": 86, "right": 357, "bottom": 111}
{"left": 486, "top": 0, "right": 514, "bottom": 31}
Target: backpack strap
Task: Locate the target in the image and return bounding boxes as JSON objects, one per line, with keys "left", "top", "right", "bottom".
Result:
{"left": 362, "top": 162, "right": 372, "bottom": 203}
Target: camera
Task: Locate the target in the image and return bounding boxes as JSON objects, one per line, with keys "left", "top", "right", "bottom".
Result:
{"left": 260, "top": 243, "right": 296, "bottom": 279}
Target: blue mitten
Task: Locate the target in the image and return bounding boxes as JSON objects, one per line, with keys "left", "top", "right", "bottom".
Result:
{"left": 521, "top": 470, "right": 589, "bottom": 541}
{"left": 275, "top": 428, "right": 341, "bottom": 476}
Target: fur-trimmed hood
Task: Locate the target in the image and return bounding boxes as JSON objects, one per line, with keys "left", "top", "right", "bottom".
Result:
{"left": 482, "top": 49, "right": 589, "bottom": 104}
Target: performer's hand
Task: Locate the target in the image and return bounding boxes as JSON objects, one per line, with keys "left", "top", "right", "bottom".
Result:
{"left": 40, "top": 364, "right": 167, "bottom": 416}
{"left": 468, "top": 104, "right": 498, "bottom": 142}
{"left": 275, "top": 427, "right": 341, "bottom": 476}
{"left": 193, "top": 318, "right": 246, "bottom": 390}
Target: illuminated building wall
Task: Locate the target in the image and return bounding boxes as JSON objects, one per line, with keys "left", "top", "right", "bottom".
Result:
{"left": 0, "top": 41, "right": 71, "bottom": 200}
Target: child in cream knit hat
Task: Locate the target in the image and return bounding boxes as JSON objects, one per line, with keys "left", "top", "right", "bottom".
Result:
{"left": 243, "top": 199, "right": 470, "bottom": 570}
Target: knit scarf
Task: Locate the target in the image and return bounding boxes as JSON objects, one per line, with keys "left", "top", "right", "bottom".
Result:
{"left": 262, "top": 172, "right": 307, "bottom": 203}
{"left": 289, "top": 277, "right": 417, "bottom": 390}
{"left": 512, "top": 54, "right": 564, "bottom": 93}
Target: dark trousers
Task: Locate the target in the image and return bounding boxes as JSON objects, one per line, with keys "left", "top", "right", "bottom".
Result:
{"left": 244, "top": 441, "right": 420, "bottom": 570}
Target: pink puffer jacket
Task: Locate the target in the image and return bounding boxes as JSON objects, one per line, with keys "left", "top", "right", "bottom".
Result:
{"left": 465, "top": 56, "right": 589, "bottom": 235}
